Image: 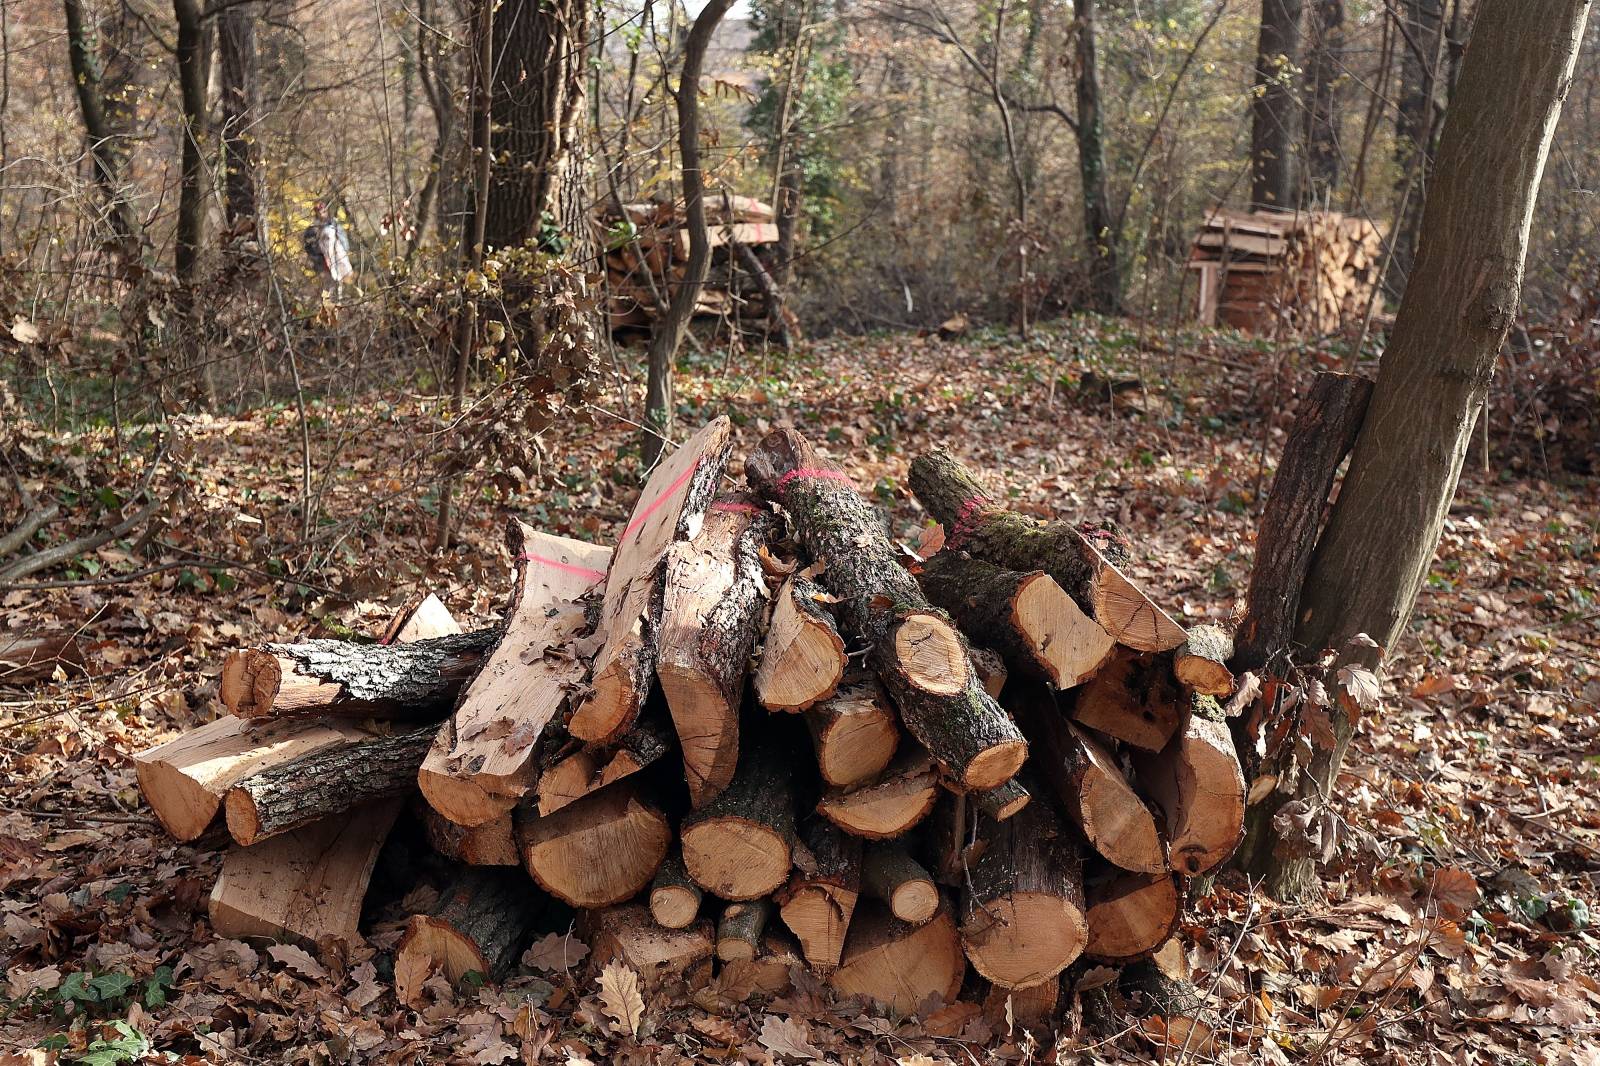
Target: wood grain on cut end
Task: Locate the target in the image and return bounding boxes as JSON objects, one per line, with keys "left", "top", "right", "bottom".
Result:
{"left": 583, "top": 905, "right": 715, "bottom": 990}
{"left": 830, "top": 900, "right": 964, "bottom": 1015}
{"left": 861, "top": 844, "right": 939, "bottom": 925}
{"left": 973, "top": 778, "right": 1031, "bottom": 821}
{"left": 650, "top": 851, "right": 704, "bottom": 930}
{"left": 805, "top": 675, "right": 898, "bottom": 788}
{"left": 681, "top": 818, "right": 793, "bottom": 900}
{"left": 892, "top": 613, "right": 969, "bottom": 696}
{"left": 1013, "top": 573, "right": 1116, "bottom": 688}
{"left": 962, "top": 741, "right": 1030, "bottom": 793}
{"left": 716, "top": 898, "right": 774, "bottom": 962}
{"left": 1089, "top": 561, "right": 1188, "bottom": 652}
{"left": 1072, "top": 649, "right": 1183, "bottom": 753}
{"left": 567, "top": 665, "right": 639, "bottom": 745}
{"left": 516, "top": 782, "right": 671, "bottom": 908}
{"left": 219, "top": 649, "right": 287, "bottom": 716}
{"left": 1070, "top": 723, "right": 1168, "bottom": 874}
{"left": 755, "top": 575, "right": 846, "bottom": 712}
{"left": 1172, "top": 624, "right": 1236, "bottom": 697}
{"left": 962, "top": 890, "right": 1088, "bottom": 990}
{"left": 1134, "top": 715, "right": 1246, "bottom": 877}
{"left": 658, "top": 667, "right": 738, "bottom": 806}
{"left": 816, "top": 748, "right": 939, "bottom": 839}
{"left": 397, "top": 916, "right": 490, "bottom": 981}
{"left": 419, "top": 804, "right": 519, "bottom": 866}
{"left": 1085, "top": 871, "right": 1182, "bottom": 961}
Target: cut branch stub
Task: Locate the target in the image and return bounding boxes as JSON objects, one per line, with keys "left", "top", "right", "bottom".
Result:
{"left": 755, "top": 574, "right": 847, "bottom": 712}
{"left": 1172, "top": 625, "right": 1236, "bottom": 697}
{"left": 860, "top": 843, "right": 939, "bottom": 925}
{"left": 649, "top": 849, "right": 703, "bottom": 930}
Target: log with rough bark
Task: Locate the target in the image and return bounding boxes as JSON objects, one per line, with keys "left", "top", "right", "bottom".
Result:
{"left": 418, "top": 524, "right": 611, "bottom": 826}
{"left": 830, "top": 899, "right": 964, "bottom": 1015}
{"left": 815, "top": 745, "right": 939, "bottom": 839}
{"left": 716, "top": 898, "right": 774, "bottom": 963}
{"left": 1072, "top": 649, "right": 1184, "bottom": 753}
{"left": 746, "top": 430, "right": 1027, "bottom": 791}
{"left": 649, "top": 849, "right": 703, "bottom": 929}
{"left": 860, "top": 843, "right": 938, "bottom": 925}
{"left": 534, "top": 715, "right": 673, "bottom": 816}
{"left": 569, "top": 417, "right": 733, "bottom": 745}
{"left": 1133, "top": 706, "right": 1246, "bottom": 876}
{"left": 221, "top": 629, "right": 494, "bottom": 720}
{"left": 207, "top": 800, "right": 401, "bottom": 945}
{"left": 805, "top": 674, "right": 898, "bottom": 788}
{"left": 1083, "top": 869, "right": 1182, "bottom": 961}
{"left": 776, "top": 820, "right": 860, "bottom": 969}
{"left": 918, "top": 552, "right": 1115, "bottom": 688}
{"left": 419, "top": 804, "right": 519, "bottom": 866}
{"left": 1172, "top": 625, "right": 1236, "bottom": 697}
{"left": 958, "top": 802, "right": 1088, "bottom": 990}
{"left": 379, "top": 592, "right": 462, "bottom": 644}
{"left": 973, "top": 778, "right": 1031, "bottom": 821}
{"left": 582, "top": 904, "right": 715, "bottom": 989}
{"left": 984, "top": 976, "right": 1062, "bottom": 1034}
{"left": 680, "top": 740, "right": 795, "bottom": 899}
{"left": 223, "top": 724, "right": 436, "bottom": 846}
{"left": 908, "top": 449, "right": 1186, "bottom": 652}
{"left": 657, "top": 495, "right": 771, "bottom": 806}
{"left": 396, "top": 868, "right": 543, "bottom": 982}
{"left": 969, "top": 646, "right": 1009, "bottom": 697}
{"left": 515, "top": 780, "right": 672, "bottom": 908}
{"left": 754, "top": 574, "right": 847, "bottom": 712}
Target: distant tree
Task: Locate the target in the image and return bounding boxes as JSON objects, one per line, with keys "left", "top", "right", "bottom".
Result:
{"left": 61, "top": 0, "right": 140, "bottom": 245}
{"left": 218, "top": 2, "right": 265, "bottom": 244}
{"left": 1303, "top": 0, "right": 1343, "bottom": 199}
{"left": 1385, "top": 0, "right": 1448, "bottom": 295}
{"left": 1249, "top": 0, "right": 1304, "bottom": 208}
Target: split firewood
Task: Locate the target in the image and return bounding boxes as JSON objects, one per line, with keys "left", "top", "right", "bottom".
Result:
{"left": 776, "top": 820, "right": 861, "bottom": 969}
{"left": 969, "top": 646, "right": 1008, "bottom": 697}
{"left": 754, "top": 574, "right": 846, "bottom": 712}
{"left": 207, "top": 800, "right": 401, "bottom": 945}
{"left": 419, "top": 804, "right": 519, "bottom": 866}
{"left": 223, "top": 724, "right": 436, "bottom": 846}
{"left": 918, "top": 552, "right": 1115, "bottom": 689}
{"left": 1172, "top": 625, "right": 1235, "bottom": 696}
{"left": 746, "top": 429, "right": 1027, "bottom": 791}
{"left": 534, "top": 715, "right": 673, "bottom": 815}
{"left": 656, "top": 495, "right": 771, "bottom": 806}
{"left": 418, "top": 523, "right": 611, "bottom": 827}
{"left": 908, "top": 449, "right": 1186, "bottom": 652}
{"left": 569, "top": 417, "right": 734, "bottom": 745}
{"left": 396, "top": 868, "right": 543, "bottom": 984}
{"left": 516, "top": 780, "right": 671, "bottom": 908}
{"left": 958, "top": 802, "right": 1088, "bottom": 990}
{"left": 1084, "top": 869, "right": 1182, "bottom": 961}
{"left": 973, "top": 778, "right": 1031, "bottom": 821}
{"left": 221, "top": 629, "right": 494, "bottom": 720}
{"left": 830, "top": 899, "right": 964, "bottom": 1015}
{"left": 581, "top": 904, "right": 715, "bottom": 990}
{"left": 1021, "top": 703, "right": 1166, "bottom": 874}
{"left": 681, "top": 740, "right": 795, "bottom": 900}
{"left": 860, "top": 843, "right": 938, "bottom": 925}
{"left": 0, "top": 630, "right": 85, "bottom": 684}
{"left": 716, "top": 898, "right": 774, "bottom": 963}
{"left": 1071, "top": 649, "right": 1183, "bottom": 753}
{"left": 815, "top": 745, "right": 939, "bottom": 839}
{"left": 379, "top": 592, "right": 462, "bottom": 644}
{"left": 983, "top": 976, "right": 1062, "bottom": 1034}
{"left": 648, "top": 849, "right": 703, "bottom": 929}
{"left": 804, "top": 674, "right": 898, "bottom": 788}
{"left": 1133, "top": 706, "right": 1246, "bottom": 876}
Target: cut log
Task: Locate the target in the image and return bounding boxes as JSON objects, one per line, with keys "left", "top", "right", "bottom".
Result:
{"left": 755, "top": 575, "right": 847, "bottom": 712}
{"left": 516, "top": 780, "right": 672, "bottom": 908}
{"left": 673, "top": 221, "right": 780, "bottom": 258}
{"left": 582, "top": 904, "right": 715, "bottom": 990}
{"left": 419, "top": 804, "right": 519, "bottom": 866}
{"left": 534, "top": 715, "right": 673, "bottom": 816}
{"left": 649, "top": 849, "right": 703, "bottom": 929}
{"left": 830, "top": 899, "right": 964, "bottom": 1015}
{"left": 396, "top": 868, "right": 543, "bottom": 983}
{"left": 1084, "top": 869, "right": 1182, "bottom": 961}
{"left": 656, "top": 495, "right": 771, "bottom": 806}
{"left": 958, "top": 802, "right": 1088, "bottom": 990}
{"left": 918, "top": 552, "right": 1115, "bottom": 689}
{"left": 1172, "top": 625, "right": 1235, "bottom": 697}
{"left": 805, "top": 674, "right": 898, "bottom": 788}
{"left": 1133, "top": 709, "right": 1246, "bottom": 876}
{"left": 815, "top": 745, "right": 939, "bottom": 839}
{"left": 1021, "top": 703, "right": 1166, "bottom": 874}
{"left": 680, "top": 740, "right": 795, "bottom": 900}
{"left": 907, "top": 449, "right": 1186, "bottom": 652}
{"left": 776, "top": 820, "right": 861, "bottom": 970}
{"left": 418, "top": 523, "right": 611, "bottom": 827}
{"left": 746, "top": 430, "right": 1027, "bottom": 791}
{"left": 0, "top": 630, "right": 85, "bottom": 683}
{"left": 569, "top": 417, "right": 733, "bottom": 745}
{"left": 135, "top": 715, "right": 376, "bottom": 841}
{"left": 379, "top": 592, "right": 462, "bottom": 644}
{"left": 223, "top": 724, "right": 436, "bottom": 846}
{"left": 860, "top": 844, "right": 938, "bottom": 925}
{"left": 1071, "top": 649, "right": 1183, "bottom": 753}
{"left": 983, "top": 976, "right": 1062, "bottom": 1034}
{"left": 716, "top": 898, "right": 774, "bottom": 963}
{"left": 207, "top": 799, "right": 400, "bottom": 945}
{"left": 973, "top": 778, "right": 1030, "bottom": 822}
{"left": 969, "top": 646, "right": 1008, "bottom": 697}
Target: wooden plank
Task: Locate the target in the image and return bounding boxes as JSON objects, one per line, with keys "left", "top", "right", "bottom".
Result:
{"left": 673, "top": 222, "right": 781, "bottom": 259}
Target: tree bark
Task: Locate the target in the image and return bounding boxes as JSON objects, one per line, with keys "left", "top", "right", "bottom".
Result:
{"left": 1304, "top": 0, "right": 1344, "bottom": 198}
{"left": 1073, "top": 0, "right": 1120, "bottom": 314}
{"left": 397, "top": 868, "right": 543, "bottom": 981}
{"left": 716, "top": 898, "right": 774, "bottom": 962}
{"left": 860, "top": 844, "right": 938, "bottom": 925}
{"left": 1249, "top": 0, "right": 1305, "bottom": 208}
{"left": 217, "top": 3, "right": 264, "bottom": 243}
{"left": 516, "top": 780, "right": 672, "bottom": 907}
{"left": 61, "top": 0, "right": 140, "bottom": 244}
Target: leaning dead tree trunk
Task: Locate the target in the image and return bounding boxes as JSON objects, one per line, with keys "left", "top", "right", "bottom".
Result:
{"left": 1248, "top": 0, "right": 1305, "bottom": 209}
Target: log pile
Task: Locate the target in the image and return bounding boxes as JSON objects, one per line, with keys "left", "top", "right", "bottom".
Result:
{"left": 135, "top": 418, "right": 1246, "bottom": 1025}
{"left": 1188, "top": 207, "right": 1386, "bottom": 335}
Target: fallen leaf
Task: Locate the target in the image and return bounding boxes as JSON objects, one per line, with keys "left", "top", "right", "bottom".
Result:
{"left": 346, "top": 960, "right": 384, "bottom": 1009}
{"left": 1428, "top": 867, "right": 1480, "bottom": 918}
{"left": 395, "top": 946, "right": 434, "bottom": 1008}
{"left": 475, "top": 1039, "right": 519, "bottom": 1064}
{"left": 523, "top": 931, "right": 589, "bottom": 972}
{"left": 597, "top": 960, "right": 646, "bottom": 1039}
{"left": 757, "top": 1015, "right": 820, "bottom": 1061}
{"left": 267, "top": 943, "right": 327, "bottom": 981}
{"left": 6, "top": 965, "right": 62, "bottom": 998}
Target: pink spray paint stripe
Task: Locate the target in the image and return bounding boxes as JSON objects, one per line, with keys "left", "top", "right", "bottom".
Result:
{"left": 775, "top": 467, "right": 854, "bottom": 491}
{"left": 621, "top": 461, "right": 702, "bottom": 542}
{"left": 711, "top": 500, "right": 763, "bottom": 514}
{"left": 516, "top": 552, "right": 607, "bottom": 583}
{"left": 947, "top": 493, "right": 993, "bottom": 548}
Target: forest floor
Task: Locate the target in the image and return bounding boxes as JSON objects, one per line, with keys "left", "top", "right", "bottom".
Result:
{"left": 2, "top": 319, "right": 1598, "bottom": 1065}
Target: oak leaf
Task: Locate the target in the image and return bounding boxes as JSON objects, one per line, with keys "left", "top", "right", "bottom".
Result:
{"left": 597, "top": 960, "right": 646, "bottom": 1039}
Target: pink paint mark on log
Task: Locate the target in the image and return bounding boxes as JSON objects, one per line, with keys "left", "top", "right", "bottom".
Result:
{"left": 620, "top": 462, "right": 703, "bottom": 542}
{"left": 516, "top": 553, "right": 607, "bottom": 582}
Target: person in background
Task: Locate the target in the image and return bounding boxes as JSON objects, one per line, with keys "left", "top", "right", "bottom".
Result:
{"left": 302, "top": 200, "right": 353, "bottom": 298}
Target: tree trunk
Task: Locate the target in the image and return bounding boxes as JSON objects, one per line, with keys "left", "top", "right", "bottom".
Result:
{"left": 217, "top": 3, "right": 264, "bottom": 243}
{"left": 61, "top": 0, "right": 140, "bottom": 244}
{"left": 1073, "top": 0, "right": 1120, "bottom": 314}
{"left": 1304, "top": 0, "right": 1344, "bottom": 198}
{"left": 172, "top": 0, "right": 208, "bottom": 291}
{"left": 1386, "top": 0, "right": 1447, "bottom": 296}
{"left": 1249, "top": 0, "right": 1305, "bottom": 209}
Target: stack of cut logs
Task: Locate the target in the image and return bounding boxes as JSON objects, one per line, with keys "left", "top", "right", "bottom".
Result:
{"left": 597, "top": 195, "right": 782, "bottom": 331}
{"left": 1188, "top": 207, "right": 1386, "bottom": 335}
{"left": 135, "top": 417, "right": 1246, "bottom": 1022}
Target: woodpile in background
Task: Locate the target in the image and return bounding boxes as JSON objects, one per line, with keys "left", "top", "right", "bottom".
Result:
{"left": 1188, "top": 207, "right": 1386, "bottom": 335}
{"left": 135, "top": 417, "right": 1247, "bottom": 1024}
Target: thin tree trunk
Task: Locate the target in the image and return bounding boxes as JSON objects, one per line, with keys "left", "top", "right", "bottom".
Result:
{"left": 1385, "top": 0, "right": 1446, "bottom": 295}
{"left": 173, "top": 0, "right": 209, "bottom": 290}
{"left": 218, "top": 2, "right": 264, "bottom": 244}
{"left": 408, "top": 0, "right": 452, "bottom": 260}
{"left": 1304, "top": 0, "right": 1344, "bottom": 199}
{"left": 62, "top": 0, "right": 139, "bottom": 245}
{"left": 1074, "top": 0, "right": 1119, "bottom": 315}
{"left": 1249, "top": 0, "right": 1305, "bottom": 209}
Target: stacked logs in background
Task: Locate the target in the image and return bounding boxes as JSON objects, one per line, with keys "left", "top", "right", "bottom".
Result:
{"left": 135, "top": 417, "right": 1246, "bottom": 1018}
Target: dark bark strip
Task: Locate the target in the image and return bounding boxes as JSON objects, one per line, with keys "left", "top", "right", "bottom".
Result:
{"left": 399, "top": 868, "right": 544, "bottom": 980}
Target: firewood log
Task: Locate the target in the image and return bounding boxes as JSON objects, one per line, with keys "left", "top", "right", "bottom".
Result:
{"left": 534, "top": 715, "right": 673, "bottom": 815}
{"left": 746, "top": 430, "right": 1027, "bottom": 791}
{"left": 515, "top": 780, "right": 671, "bottom": 908}
{"left": 918, "top": 552, "right": 1115, "bottom": 688}
{"left": 815, "top": 745, "right": 939, "bottom": 839}
{"left": 973, "top": 778, "right": 1030, "bottom": 821}
{"left": 716, "top": 898, "right": 774, "bottom": 963}
{"left": 656, "top": 495, "right": 771, "bottom": 806}
{"left": 969, "top": 646, "right": 1008, "bottom": 696}
{"left": 681, "top": 739, "right": 795, "bottom": 899}
{"left": 419, "top": 803, "right": 519, "bottom": 866}
{"left": 754, "top": 574, "right": 846, "bottom": 712}
{"left": 829, "top": 899, "right": 964, "bottom": 1015}
{"left": 1072, "top": 649, "right": 1183, "bottom": 753}
{"left": 1172, "top": 625, "right": 1235, "bottom": 696}
{"left": 908, "top": 449, "right": 1186, "bottom": 651}
{"left": 860, "top": 844, "right": 938, "bottom": 925}
{"left": 1133, "top": 706, "right": 1246, "bottom": 876}
{"left": 569, "top": 417, "right": 733, "bottom": 745}
{"left": 220, "top": 629, "right": 494, "bottom": 720}
{"left": 223, "top": 724, "right": 436, "bottom": 846}
{"left": 581, "top": 904, "right": 714, "bottom": 990}
{"left": 957, "top": 802, "right": 1088, "bottom": 990}
{"left": 1084, "top": 869, "right": 1182, "bottom": 961}
{"left": 378, "top": 592, "right": 462, "bottom": 644}
{"left": 649, "top": 849, "right": 703, "bottom": 929}
{"left": 983, "top": 976, "right": 1062, "bottom": 1034}
{"left": 776, "top": 820, "right": 861, "bottom": 969}
{"left": 804, "top": 673, "right": 898, "bottom": 788}
{"left": 396, "top": 868, "right": 543, "bottom": 983}
{"left": 418, "top": 523, "right": 610, "bottom": 826}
